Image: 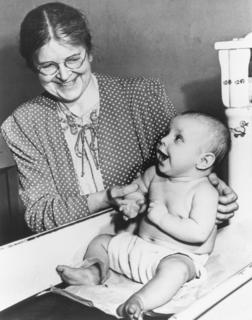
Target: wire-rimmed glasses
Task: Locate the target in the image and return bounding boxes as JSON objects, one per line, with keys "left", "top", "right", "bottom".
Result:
{"left": 36, "top": 51, "right": 87, "bottom": 76}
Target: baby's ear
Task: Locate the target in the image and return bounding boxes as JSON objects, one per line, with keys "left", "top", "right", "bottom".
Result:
{"left": 196, "top": 152, "right": 216, "bottom": 170}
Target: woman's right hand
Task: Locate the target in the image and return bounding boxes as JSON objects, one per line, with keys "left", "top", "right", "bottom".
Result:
{"left": 87, "top": 184, "right": 146, "bottom": 216}
{"left": 106, "top": 184, "right": 139, "bottom": 206}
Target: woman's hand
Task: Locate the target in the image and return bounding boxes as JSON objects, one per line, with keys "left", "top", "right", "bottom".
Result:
{"left": 107, "top": 183, "right": 145, "bottom": 208}
{"left": 107, "top": 184, "right": 139, "bottom": 207}
{"left": 208, "top": 173, "right": 239, "bottom": 224}
{"left": 87, "top": 184, "right": 146, "bottom": 215}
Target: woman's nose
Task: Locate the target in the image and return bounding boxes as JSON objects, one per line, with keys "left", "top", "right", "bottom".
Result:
{"left": 56, "top": 64, "right": 71, "bottom": 81}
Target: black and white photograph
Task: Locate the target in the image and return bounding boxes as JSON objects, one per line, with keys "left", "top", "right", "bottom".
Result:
{"left": 0, "top": 1, "right": 251, "bottom": 319}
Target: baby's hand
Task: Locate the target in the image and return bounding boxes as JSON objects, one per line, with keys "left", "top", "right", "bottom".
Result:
{"left": 119, "top": 189, "right": 147, "bottom": 221}
{"left": 147, "top": 201, "right": 168, "bottom": 225}
{"left": 119, "top": 199, "right": 140, "bottom": 221}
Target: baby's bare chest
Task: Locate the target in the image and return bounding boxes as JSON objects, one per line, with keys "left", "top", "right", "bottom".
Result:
{"left": 148, "top": 179, "right": 195, "bottom": 218}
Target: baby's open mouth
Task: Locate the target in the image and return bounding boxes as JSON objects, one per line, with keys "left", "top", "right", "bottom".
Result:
{"left": 157, "top": 149, "right": 169, "bottom": 162}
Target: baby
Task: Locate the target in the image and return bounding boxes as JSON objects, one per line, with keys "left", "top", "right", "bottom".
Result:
{"left": 57, "top": 112, "right": 231, "bottom": 319}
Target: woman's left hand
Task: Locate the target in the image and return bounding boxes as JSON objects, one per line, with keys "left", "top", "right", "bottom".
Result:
{"left": 208, "top": 173, "right": 239, "bottom": 224}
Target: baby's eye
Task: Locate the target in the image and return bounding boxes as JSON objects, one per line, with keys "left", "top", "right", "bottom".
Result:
{"left": 175, "top": 135, "right": 183, "bottom": 143}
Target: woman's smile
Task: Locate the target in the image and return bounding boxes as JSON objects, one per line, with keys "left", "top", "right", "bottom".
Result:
{"left": 60, "top": 79, "right": 77, "bottom": 87}
{"left": 56, "top": 75, "right": 79, "bottom": 89}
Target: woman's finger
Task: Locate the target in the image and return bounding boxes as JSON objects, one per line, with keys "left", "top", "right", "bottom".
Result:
{"left": 136, "top": 199, "right": 145, "bottom": 205}
{"left": 122, "top": 215, "right": 129, "bottom": 221}
{"left": 220, "top": 185, "right": 238, "bottom": 199}
{"left": 148, "top": 202, "right": 156, "bottom": 208}
{"left": 208, "top": 173, "right": 238, "bottom": 208}
{"left": 216, "top": 211, "right": 235, "bottom": 222}
{"left": 208, "top": 173, "right": 236, "bottom": 197}
{"left": 108, "top": 184, "right": 139, "bottom": 199}
{"left": 208, "top": 172, "right": 219, "bottom": 187}
{"left": 217, "top": 202, "right": 238, "bottom": 214}
{"left": 218, "top": 193, "right": 238, "bottom": 205}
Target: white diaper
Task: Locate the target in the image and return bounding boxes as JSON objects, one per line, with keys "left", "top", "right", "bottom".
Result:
{"left": 108, "top": 232, "right": 208, "bottom": 284}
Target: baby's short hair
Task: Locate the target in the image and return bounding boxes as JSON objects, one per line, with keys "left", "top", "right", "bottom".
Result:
{"left": 180, "top": 111, "right": 231, "bottom": 165}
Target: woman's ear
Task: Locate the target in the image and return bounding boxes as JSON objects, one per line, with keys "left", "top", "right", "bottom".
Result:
{"left": 88, "top": 54, "right": 93, "bottom": 63}
{"left": 196, "top": 152, "right": 216, "bottom": 170}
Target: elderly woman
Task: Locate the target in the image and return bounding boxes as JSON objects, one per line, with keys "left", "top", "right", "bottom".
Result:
{"left": 1, "top": 2, "right": 237, "bottom": 233}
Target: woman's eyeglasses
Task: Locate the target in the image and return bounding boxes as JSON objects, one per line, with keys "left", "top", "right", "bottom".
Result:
{"left": 36, "top": 51, "right": 87, "bottom": 76}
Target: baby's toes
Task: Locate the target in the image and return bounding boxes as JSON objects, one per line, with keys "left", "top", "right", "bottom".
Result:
{"left": 127, "top": 303, "right": 143, "bottom": 320}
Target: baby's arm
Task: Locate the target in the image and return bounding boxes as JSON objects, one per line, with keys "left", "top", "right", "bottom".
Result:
{"left": 148, "top": 183, "right": 218, "bottom": 243}
{"left": 119, "top": 166, "right": 155, "bottom": 220}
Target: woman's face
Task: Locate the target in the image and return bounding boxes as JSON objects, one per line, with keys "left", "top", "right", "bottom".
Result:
{"left": 34, "top": 39, "right": 93, "bottom": 103}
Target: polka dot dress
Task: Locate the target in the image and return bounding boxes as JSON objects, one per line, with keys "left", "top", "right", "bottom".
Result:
{"left": 1, "top": 73, "right": 176, "bottom": 232}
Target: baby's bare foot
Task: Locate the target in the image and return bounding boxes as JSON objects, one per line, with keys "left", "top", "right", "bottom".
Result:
{"left": 56, "top": 264, "right": 101, "bottom": 285}
{"left": 117, "top": 294, "right": 144, "bottom": 320}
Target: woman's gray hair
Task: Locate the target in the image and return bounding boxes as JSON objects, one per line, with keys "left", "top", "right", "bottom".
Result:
{"left": 19, "top": 2, "right": 92, "bottom": 70}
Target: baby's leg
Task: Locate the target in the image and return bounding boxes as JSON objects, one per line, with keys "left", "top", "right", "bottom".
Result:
{"left": 117, "top": 254, "right": 195, "bottom": 319}
{"left": 56, "top": 234, "right": 112, "bottom": 285}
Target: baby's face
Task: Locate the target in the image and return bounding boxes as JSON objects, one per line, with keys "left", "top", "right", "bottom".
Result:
{"left": 156, "top": 115, "right": 208, "bottom": 179}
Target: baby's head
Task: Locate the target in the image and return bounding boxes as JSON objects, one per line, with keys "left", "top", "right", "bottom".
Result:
{"left": 180, "top": 111, "right": 231, "bottom": 165}
{"left": 156, "top": 111, "right": 231, "bottom": 179}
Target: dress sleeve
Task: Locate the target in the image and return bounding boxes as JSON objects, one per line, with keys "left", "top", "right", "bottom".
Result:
{"left": 1, "top": 113, "right": 90, "bottom": 233}
{"left": 131, "top": 77, "right": 177, "bottom": 169}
